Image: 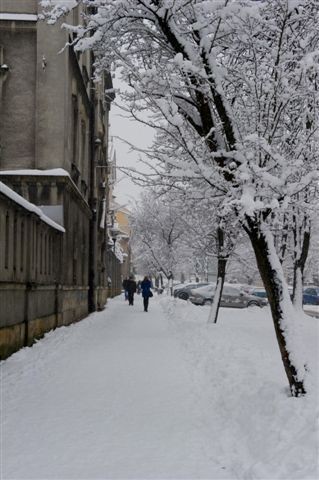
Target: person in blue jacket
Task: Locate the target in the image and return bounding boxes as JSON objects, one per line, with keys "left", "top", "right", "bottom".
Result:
{"left": 140, "top": 276, "right": 153, "bottom": 312}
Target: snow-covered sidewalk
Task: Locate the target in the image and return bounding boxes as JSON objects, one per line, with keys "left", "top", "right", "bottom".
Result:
{"left": 1, "top": 295, "right": 318, "bottom": 479}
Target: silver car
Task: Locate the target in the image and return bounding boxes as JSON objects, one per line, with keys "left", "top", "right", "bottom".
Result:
{"left": 189, "top": 284, "right": 267, "bottom": 308}
{"left": 173, "top": 282, "right": 210, "bottom": 300}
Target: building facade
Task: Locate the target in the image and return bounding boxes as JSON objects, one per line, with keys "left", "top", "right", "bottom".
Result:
{"left": 0, "top": 2, "right": 119, "bottom": 358}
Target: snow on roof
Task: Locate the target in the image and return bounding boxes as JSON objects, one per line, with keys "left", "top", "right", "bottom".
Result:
{"left": 110, "top": 201, "right": 131, "bottom": 214}
{"left": 0, "top": 13, "right": 38, "bottom": 22}
{"left": 0, "top": 168, "right": 69, "bottom": 177}
{"left": 0, "top": 181, "right": 65, "bottom": 233}
{"left": 117, "top": 205, "right": 131, "bottom": 215}
{"left": 42, "top": 0, "right": 77, "bottom": 7}
{"left": 114, "top": 241, "right": 124, "bottom": 263}
{"left": 109, "top": 201, "right": 121, "bottom": 211}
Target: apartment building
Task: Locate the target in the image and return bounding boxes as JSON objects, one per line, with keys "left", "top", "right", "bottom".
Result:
{"left": 0, "top": 1, "right": 118, "bottom": 358}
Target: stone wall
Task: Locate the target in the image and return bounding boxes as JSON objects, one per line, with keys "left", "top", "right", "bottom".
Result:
{"left": 0, "top": 188, "right": 63, "bottom": 359}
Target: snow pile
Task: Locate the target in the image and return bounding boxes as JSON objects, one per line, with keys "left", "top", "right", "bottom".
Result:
{"left": 1, "top": 295, "right": 318, "bottom": 479}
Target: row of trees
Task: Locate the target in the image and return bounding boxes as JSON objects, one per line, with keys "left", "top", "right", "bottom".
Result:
{"left": 130, "top": 186, "right": 317, "bottom": 311}
{"left": 43, "top": 0, "right": 319, "bottom": 396}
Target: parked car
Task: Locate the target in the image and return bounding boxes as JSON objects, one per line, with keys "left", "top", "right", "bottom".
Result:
{"left": 172, "top": 282, "right": 190, "bottom": 293}
{"left": 174, "top": 282, "right": 210, "bottom": 300}
{"left": 227, "top": 283, "right": 254, "bottom": 294}
{"left": 189, "top": 284, "right": 268, "bottom": 308}
{"left": 303, "top": 287, "right": 319, "bottom": 305}
{"left": 251, "top": 288, "right": 268, "bottom": 301}
{"left": 251, "top": 286, "right": 295, "bottom": 302}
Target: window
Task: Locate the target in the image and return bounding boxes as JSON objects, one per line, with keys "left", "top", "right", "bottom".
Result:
{"left": 32, "top": 221, "right": 36, "bottom": 271}
{"left": 34, "top": 222, "right": 38, "bottom": 275}
{"left": 13, "top": 214, "right": 17, "bottom": 271}
{"left": 44, "top": 233, "right": 47, "bottom": 275}
{"left": 0, "top": 45, "right": 6, "bottom": 115}
{"left": 82, "top": 228, "right": 86, "bottom": 285}
{"left": 51, "top": 236, "right": 54, "bottom": 277}
{"left": 81, "top": 120, "right": 86, "bottom": 176}
{"left": 20, "top": 221, "right": 24, "bottom": 272}
{"left": 73, "top": 231, "right": 77, "bottom": 285}
{"left": 5, "top": 212, "right": 9, "bottom": 269}
{"left": 40, "top": 231, "right": 43, "bottom": 274}
{"left": 224, "top": 287, "right": 240, "bottom": 296}
{"left": 48, "top": 236, "right": 51, "bottom": 275}
{"left": 72, "top": 95, "right": 79, "bottom": 166}
{"left": 305, "top": 288, "right": 316, "bottom": 296}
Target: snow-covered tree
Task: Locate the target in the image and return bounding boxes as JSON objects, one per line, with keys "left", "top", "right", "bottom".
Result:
{"left": 226, "top": 239, "right": 261, "bottom": 286}
{"left": 42, "top": 0, "right": 319, "bottom": 396}
{"left": 132, "top": 185, "right": 236, "bottom": 319}
{"left": 131, "top": 191, "right": 191, "bottom": 280}
{"left": 304, "top": 217, "right": 319, "bottom": 285}
{"left": 171, "top": 191, "right": 238, "bottom": 324}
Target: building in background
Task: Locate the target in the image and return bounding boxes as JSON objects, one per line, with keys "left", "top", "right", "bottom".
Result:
{"left": 0, "top": 2, "right": 120, "bottom": 358}
{"left": 105, "top": 146, "right": 133, "bottom": 295}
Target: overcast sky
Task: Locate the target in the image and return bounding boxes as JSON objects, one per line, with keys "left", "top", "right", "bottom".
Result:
{"left": 109, "top": 84, "right": 154, "bottom": 209}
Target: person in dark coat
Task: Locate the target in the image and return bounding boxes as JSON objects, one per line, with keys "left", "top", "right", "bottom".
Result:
{"left": 140, "top": 276, "right": 153, "bottom": 312}
{"left": 126, "top": 276, "right": 137, "bottom": 306}
{"left": 122, "top": 277, "right": 129, "bottom": 301}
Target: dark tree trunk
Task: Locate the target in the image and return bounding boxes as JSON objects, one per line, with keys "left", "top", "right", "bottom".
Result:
{"left": 292, "top": 220, "right": 310, "bottom": 309}
{"left": 208, "top": 227, "right": 228, "bottom": 324}
{"left": 245, "top": 217, "right": 306, "bottom": 396}
{"left": 278, "top": 213, "right": 289, "bottom": 264}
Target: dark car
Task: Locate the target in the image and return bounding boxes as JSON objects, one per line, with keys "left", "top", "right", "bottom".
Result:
{"left": 251, "top": 288, "right": 268, "bottom": 300}
{"left": 250, "top": 288, "right": 269, "bottom": 304}
{"left": 303, "top": 287, "right": 319, "bottom": 305}
{"left": 251, "top": 286, "right": 295, "bottom": 302}
{"left": 173, "top": 282, "right": 210, "bottom": 300}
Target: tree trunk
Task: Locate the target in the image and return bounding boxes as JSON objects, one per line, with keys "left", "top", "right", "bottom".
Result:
{"left": 245, "top": 217, "right": 307, "bottom": 396}
{"left": 277, "top": 213, "right": 289, "bottom": 264}
{"left": 292, "top": 221, "right": 310, "bottom": 310}
{"left": 293, "top": 265, "right": 303, "bottom": 311}
{"left": 208, "top": 227, "right": 228, "bottom": 324}
{"left": 208, "top": 256, "right": 227, "bottom": 324}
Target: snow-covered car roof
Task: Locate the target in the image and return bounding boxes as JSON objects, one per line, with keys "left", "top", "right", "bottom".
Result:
{"left": 173, "top": 282, "right": 208, "bottom": 290}
{"left": 304, "top": 286, "right": 319, "bottom": 292}
{"left": 190, "top": 284, "right": 215, "bottom": 294}
{"left": 190, "top": 283, "right": 253, "bottom": 296}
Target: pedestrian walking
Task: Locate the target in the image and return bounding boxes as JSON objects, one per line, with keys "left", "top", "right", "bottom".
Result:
{"left": 122, "top": 277, "right": 129, "bottom": 301}
{"left": 140, "top": 276, "right": 153, "bottom": 312}
{"left": 126, "top": 276, "right": 137, "bottom": 306}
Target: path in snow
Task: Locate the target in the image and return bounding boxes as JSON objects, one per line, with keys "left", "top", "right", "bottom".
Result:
{"left": 2, "top": 295, "right": 230, "bottom": 479}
